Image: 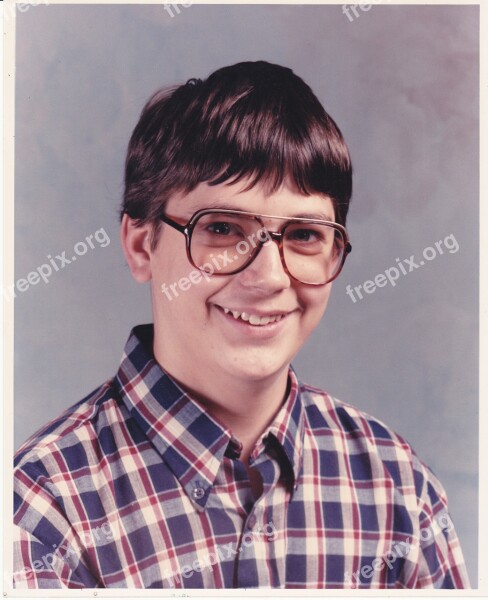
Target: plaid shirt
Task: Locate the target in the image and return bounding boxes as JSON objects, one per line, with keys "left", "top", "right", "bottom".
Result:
{"left": 13, "top": 324, "right": 469, "bottom": 589}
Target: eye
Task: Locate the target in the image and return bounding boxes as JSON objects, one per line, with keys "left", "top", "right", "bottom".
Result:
{"left": 194, "top": 219, "right": 248, "bottom": 247}
{"left": 286, "top": 228, "right": 323, "bottom": 243}
{"left": 207, "top": 222, "right": 234, "bottom": 236}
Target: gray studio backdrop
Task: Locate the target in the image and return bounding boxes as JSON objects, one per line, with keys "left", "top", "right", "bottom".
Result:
{"left": 13, "top": 4, "right": 478, "bottom": 586}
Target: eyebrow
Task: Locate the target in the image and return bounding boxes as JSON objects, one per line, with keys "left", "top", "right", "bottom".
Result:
{"left": 292, "top": 212, "right": 335, "bottom": 221}
{"left": 184, "top": 200, "right": 335, "bottom": 222}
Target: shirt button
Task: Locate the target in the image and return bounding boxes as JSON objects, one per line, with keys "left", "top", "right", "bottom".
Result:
{"left": 192, "top": 487, "right": 205, "bottom": 500}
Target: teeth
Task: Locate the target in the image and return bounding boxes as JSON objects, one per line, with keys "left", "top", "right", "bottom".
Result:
{"left": 221, "top": 307, "right": 285, "bottom": 326}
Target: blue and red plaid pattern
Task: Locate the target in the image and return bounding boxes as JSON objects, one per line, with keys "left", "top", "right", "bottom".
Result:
{"left": 13, "top": 325, "right": 470, "bottom": 588}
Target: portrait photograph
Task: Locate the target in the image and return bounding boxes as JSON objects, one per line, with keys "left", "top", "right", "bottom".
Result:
{"left": 4, "top": 0, "right": 482, "bottom": 593}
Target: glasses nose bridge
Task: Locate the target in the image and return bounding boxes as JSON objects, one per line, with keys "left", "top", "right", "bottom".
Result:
{"left": 246, "top": 225, "right": 288, "bottom": 276}
{"left": 254, "top": 213, "right": 287, "bottom": 241}
{"left": 251, "top": 221, "right": 284, "bottom": 253}
{"left": 264, "top": 229, "right": 283, "bottom": 245}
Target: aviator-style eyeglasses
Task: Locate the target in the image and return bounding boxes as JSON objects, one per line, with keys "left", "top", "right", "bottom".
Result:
{"left": 159, "top": 208, "right": 352, "bottom": 286}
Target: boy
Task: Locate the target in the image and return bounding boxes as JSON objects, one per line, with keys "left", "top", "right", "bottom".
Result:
{"left": 13, "top": 61, "right": 469, "bottom": 588}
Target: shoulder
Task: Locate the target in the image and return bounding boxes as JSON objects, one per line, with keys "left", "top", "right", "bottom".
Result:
{"left": 14, "top": 378, "right": 122, "bottom": 471}
{"left": 300, "top": 381, "right": 410, "bottom": 445}
{"left": 298, "top": 381, "right": 438, "bottom": 496}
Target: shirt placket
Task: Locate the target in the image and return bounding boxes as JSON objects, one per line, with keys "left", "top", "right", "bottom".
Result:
{"left": 234, "top": 451, "right": 289, "bottom": 588}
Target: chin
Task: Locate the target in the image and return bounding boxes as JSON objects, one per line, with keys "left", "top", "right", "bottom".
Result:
{"left": 221, "top": 354, "right": 290, "bottom": 383}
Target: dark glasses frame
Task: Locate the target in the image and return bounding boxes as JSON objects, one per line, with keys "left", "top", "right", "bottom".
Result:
{"left": 159, "top": 208, "right": 352, "bottom": 285}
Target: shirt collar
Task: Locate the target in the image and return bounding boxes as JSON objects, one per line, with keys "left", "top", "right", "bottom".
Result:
{"left": 115, "top": 325, "right": 306, "bottom": 508}
{"left": 252, "top": 368, "right": 305, "bottom": 490}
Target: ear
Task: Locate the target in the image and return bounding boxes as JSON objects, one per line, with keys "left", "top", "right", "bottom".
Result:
{"left": 120, "top": 214, "right": 153, "bottom": 283}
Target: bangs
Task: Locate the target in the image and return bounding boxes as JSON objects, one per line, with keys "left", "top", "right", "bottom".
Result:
{"left": 194, "top": 87, "right": 351, "bottom": 200}
{"left": 123, "top": 61, "right": 352, "bottom": 228}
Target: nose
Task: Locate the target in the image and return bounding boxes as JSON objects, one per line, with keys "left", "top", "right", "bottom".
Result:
{"left": 236, "top": 237, "right": 291, "bottom": 292}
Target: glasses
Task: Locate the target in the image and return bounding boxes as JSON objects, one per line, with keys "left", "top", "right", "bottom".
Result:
{"left": 159, "top": 208, "right": 352, "bottom": 285}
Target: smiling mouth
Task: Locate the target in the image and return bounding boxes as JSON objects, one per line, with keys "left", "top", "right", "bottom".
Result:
{"left": 218, "top": 306, "right": 286, "bottom": 326}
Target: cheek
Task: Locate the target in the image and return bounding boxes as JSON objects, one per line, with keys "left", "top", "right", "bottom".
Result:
{"left": 301, "top": 283, "right": 332, "bottom": 309}
{"left": 153, "top": 245, "right": 190, "bottom": 282}
{"left": 152, "top": 259, "right": 229, "bottom": 318}
{"left": 299, "top": 286, "right": 332, "bottom": 325}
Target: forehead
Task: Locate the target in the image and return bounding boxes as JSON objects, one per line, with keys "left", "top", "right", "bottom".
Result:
{"left": 166, "top": 180, "right": 336, "bottom": 222}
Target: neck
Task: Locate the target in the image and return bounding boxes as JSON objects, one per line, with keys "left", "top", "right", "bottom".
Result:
{"left": 192, "top": 372, "right": 289, "bottom": 462}
{"left": 154, "top": 348, "right": 289, "bottom": 462}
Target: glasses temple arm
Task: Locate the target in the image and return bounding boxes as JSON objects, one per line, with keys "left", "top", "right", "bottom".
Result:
{"left": 159, "top": 214, "right": 186, "bottom": 233}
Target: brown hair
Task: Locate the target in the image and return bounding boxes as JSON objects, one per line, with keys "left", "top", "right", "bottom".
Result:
{"left": 121, "top": 61, "right": 352, "bottom": 248}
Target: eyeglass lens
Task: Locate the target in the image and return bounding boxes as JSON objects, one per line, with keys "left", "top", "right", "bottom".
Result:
{"left": 189, "top": 212, "right": 347, "bottom": 285}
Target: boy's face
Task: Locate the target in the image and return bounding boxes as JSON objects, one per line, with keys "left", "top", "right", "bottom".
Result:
{"left": 147, "top": 179, "right": 336, "bottom": 387}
